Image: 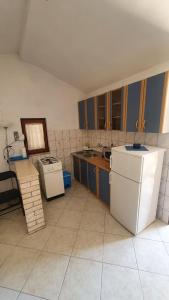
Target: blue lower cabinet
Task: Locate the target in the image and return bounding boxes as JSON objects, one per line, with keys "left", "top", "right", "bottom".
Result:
{"left": 73, "top": 156, "right": 80, "bottom": 182}
{"left": 87, "top": 163, "right": 96, "bottom": 194}
{"left": 80, "top": 159, "right": 88, "bottom": 186}
{"left": 99, "top": 169, "right": 110, "bottom": 204}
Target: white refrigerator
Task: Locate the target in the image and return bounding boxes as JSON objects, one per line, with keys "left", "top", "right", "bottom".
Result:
{"left": 109, "top": 145, "right": 165, "bottom": 235}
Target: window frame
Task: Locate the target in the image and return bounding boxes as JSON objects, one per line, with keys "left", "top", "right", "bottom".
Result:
{"left": 20, "top": 118, "right": 49, "bottom": 155}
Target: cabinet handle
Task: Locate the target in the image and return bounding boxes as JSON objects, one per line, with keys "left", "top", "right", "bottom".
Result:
{"left": 136, "top": 120, "right": 138, "bottom": 129}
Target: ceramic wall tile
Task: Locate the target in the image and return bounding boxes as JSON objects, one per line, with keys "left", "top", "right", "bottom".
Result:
{"left": 164, "top": 196, "right": 169, "bottom": 211}
{"left": 134, "top": 132, "right": 145, "bottom": 144}
{"left": 158, "top": 133, "right": 169, "bottom": 148}
{"left": 145, "top": 133, "right": 158, "bottom": 146}
{"left": 29, "top": 127, "right": 169, "bottom": 224}
{"left": 162, "top": 210, "right": 169, "bottom": 223}
{"left": 126, "top": 132, "right": 135, "bottom": 144}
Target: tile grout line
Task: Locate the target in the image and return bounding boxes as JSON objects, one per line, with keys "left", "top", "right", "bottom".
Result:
{"left": 132, "top": 238, "right": 145, "bottom": 300}
{"left": 100, "top": 209, "right": 106, "bottom": 300}
{"left": 18, "top": 247, "right": 44, "bottom": 298}
{"left": 57, "top": 193, "right": 85, "bottom": 299}
{"left": 16, "top": 290, "right": 48, "bottom": 300}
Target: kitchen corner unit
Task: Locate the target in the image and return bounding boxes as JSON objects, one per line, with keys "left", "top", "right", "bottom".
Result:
{"left": 72, "top": 151, "right": 110, "bottom": 204}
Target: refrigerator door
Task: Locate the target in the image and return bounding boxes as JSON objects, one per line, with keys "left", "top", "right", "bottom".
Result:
{"left": 110, "top": 150, "right": 143, "bottom": 182}
{"left": 110, "top": 171, "right": 141, "bottom": 234}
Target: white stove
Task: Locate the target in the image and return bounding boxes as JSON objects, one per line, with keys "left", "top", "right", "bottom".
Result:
{"left": 38, "top": 156, "right": 65, "bottom": 200}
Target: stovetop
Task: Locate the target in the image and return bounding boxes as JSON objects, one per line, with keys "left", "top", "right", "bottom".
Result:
{"left": 40, "top": 156, "right": 58, "bottom": 165}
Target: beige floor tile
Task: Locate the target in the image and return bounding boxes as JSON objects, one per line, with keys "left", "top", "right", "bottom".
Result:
{"left": 44, "top": 226, "right": 77, "bottom": 255}
{"left": 105, "top": 214, "right": 132, "bottom": 237}
{"left": 70, "top": 189, "right": 91, "bottom": 199}
{"left": 137, "top": 221, "right": 162, "bottom": 241}
{"left": 140, "top": 271, "right": 169, "bottom": 300}
{"left": 133, "top": 238, "right": 169, "bottom": 275}
{"left": 44, "top": 206, "right": 63, "bottom": 226}
{"left": 164, "top": 242, "right": 169, "bottom": 255}
{"left": 46, "top": 197, "right": 68, "bottom": 210}
{"left": 103, "top": 234, "right": 137, "bottom": 269}
{"left": 18, "top": 226, "right": 54, "bottom": 250}
{"left": 85, "top": 197, "right": 108, "bottom": 215}
{"left": 58, "top": 210, "right": 83, "bottom": 229}
{"left": 0, "top": 219, "right": 27, "bottom": 245}
{"left": 158, "top": 223, "right": 169, "bottom": 242}
{"left": 101, "top": 263, "right": 143, "bottom": 300}
{"left": 0, "top": 287, "right": 19, "bottom": 300}
{"left": 0, "top": 208, "right": 25, "bottom": 224}
{"left": 72, "top": 230, "right": 103, "bottom": 261}
{"left": 64, "top": 196, "right": 87, "bottom": 212}
{"left": 23, "top": 252, "right": 69, "bottom": 300}
{"left": 0, "top": 247, "right": 39, "bottom": 290}
{"left": 18, "top": 293, "right": 45, "bottom": 299}
{"left": 59, "top": 257, "right": 102, "bottom": 300}
{"left": 80, "top": 211, "right": 105, "bottom": 233}
{"left": 0, "top": 244, "right": 15, "bottom": 266}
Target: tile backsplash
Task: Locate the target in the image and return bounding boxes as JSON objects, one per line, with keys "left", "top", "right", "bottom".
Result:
{"left": 30, "top": 129, "right": 169, "bottom": 224}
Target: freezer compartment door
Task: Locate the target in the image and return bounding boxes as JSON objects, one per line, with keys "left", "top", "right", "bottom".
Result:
{"left": 110, "top": 151, "right": 143, "bottom": 182}
{"left": 110, "top": 171, "right": 141, "bottom": 234}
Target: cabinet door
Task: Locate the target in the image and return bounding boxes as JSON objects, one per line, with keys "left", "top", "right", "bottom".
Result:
{"left": 88, "top": 163, "right": 96, "bottom": 194}
{"left": 110, "top": 88, "right": 123, "bottom": 130}
{"left": 78, "top": 100, "right": 86, "bottom": 129}
{"left": 143, "top": 73, "right": 165, "bottom": 133}
{"left": 80, "top": 159, "right": 88, "bottom": 186}
{"left": 99, "top": 169, "right": 110, "bottom": 204}
{"left": 87, "top": 97, "right": 95, "bottom": 129}
{"left": 126, "top": 81, "right": 142, "bottom": 132}
{"left": 97, "top": 93, "right": 107, "bottom": 129}
{"left": 73, "top": 156, "right": 80, "bottom": 181}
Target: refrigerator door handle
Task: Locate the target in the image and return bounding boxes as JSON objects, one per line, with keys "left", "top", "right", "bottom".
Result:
{"left": 109, "top": 172, "right": 112, "bottom": 184}
{"left": 110, "top": 155, "right": 112, "bottom": 170}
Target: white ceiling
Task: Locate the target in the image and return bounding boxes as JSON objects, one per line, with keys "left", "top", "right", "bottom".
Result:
{"left": 0, "top": 0, "right": 26, "bottom": 53}
{"left": 1, "top": 0, "right": 169, "bottom": 92}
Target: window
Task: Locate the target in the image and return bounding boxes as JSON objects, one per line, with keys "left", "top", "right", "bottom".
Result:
{"left": 21, "top": 118, "right": 49, "bottom": 155}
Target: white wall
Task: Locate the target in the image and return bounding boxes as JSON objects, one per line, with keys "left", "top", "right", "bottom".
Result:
{"left": 87, "top": 59, "right": 169, "bottom": 97}
{"left": 0, "top": 54, "right": 85, "bottom": 171}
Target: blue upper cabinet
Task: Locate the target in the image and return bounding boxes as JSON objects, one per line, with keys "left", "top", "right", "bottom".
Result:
{"left": 78, "top": 100, "right": 86, "bottom": 129}
{"left": 78, "top": 72, "right": 169, "bottom": 133}
{"left": 99, "top": 169, "right": 110, "bottom": 204}
{"left": 97, "top": 93, "right": 107, "bottom": 129}
{"left": 143, "top": 73, "right": 165, "bottom": 133}
{"left": 110, "top": 88, "right": 123, "bottom": 130}
{"left": 126, "top": 81, "right": 142, "bottom": 132}
{"left": 87, "top": 97, "right": 96, "bottom": 130}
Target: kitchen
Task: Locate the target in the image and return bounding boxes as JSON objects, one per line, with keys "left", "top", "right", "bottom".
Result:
{"left": 1, "top": 1, "right": 169, "bottom": 300}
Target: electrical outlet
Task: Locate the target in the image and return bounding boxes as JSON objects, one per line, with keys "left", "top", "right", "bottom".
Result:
{"left": 14, "top": 131, "right": 19, "bottom": 141}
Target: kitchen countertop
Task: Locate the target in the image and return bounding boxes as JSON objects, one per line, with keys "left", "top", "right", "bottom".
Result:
{"left": 72, "top": 152, "right": 110, "bottom": 172}
{"left": 13, "top": 159, "right": 39, "bottom": 182}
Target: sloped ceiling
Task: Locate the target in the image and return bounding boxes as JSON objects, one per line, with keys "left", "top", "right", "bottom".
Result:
{"left": 0, "top": 0, "right": 27, "bottom": 53}
{"left": 1, "top": 0, "right": 169, "bottom": 92}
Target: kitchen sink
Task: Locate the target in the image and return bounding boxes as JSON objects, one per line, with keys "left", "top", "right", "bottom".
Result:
{"left": 76, "top": 150, "right": 100, "bottom": 158}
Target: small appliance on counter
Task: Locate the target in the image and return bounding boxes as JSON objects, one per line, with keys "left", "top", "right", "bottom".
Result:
{"left": 38, "top": 156, "right": 65, "bottom": 200}
{"left": 102, "top": 146, "right": 111, "bottom": 161}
